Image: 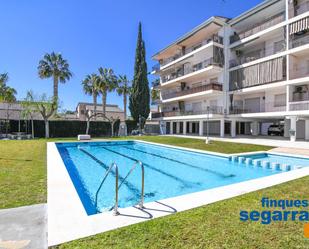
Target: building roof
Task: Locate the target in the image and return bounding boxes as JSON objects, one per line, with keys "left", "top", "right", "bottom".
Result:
{"left": 151, "top": 16, "right": 229, "bottom": 59}
{"left": 228, "top": 0, "right": 281, "bottom": 26}
{"left": 76, "top": 102, "right": 124, "bottom": 113}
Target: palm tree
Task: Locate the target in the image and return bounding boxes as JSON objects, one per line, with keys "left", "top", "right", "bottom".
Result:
{"left": 38, "top": 52, "right": 72, "bottom": 101}
{"left": 0, "top": 74, "right": 17, "bottom": 135}
{"left": 0, "top": 73, "right": 17, "bottom": 102}
{"left": 0, "top": 73, "right": 9, "bottom": 85}
{"left": 151, "top": 88, "right": 160, "bottom": 102}
{"left": 151, "top": 88, "right": 160, "bottom": 112}
{"left": 116, "top": 75, "right": 131, "bottom": 120}
{"left": 82, "top": 74, "right": 99, "bottom": 119}
{"left": 0, "top": 73, "right": 10, "bottom": 101}
{"left": 2, "top": 87, "right": 17, "bottom": 102}
{"left": 97, "top": 67, "right": 117, "bottom": 116}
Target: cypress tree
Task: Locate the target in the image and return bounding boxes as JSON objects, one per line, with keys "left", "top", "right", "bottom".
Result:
{"left": 129, "top": 22, "right": 150, "bottom": 128}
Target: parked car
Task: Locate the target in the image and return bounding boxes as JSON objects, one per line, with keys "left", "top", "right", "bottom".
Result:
{"left": 268, "top": 124, "right": 284, "bottom": 136}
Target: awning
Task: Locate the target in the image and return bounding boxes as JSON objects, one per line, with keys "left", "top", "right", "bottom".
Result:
{"left": 290, "top": 17, "right": 309, "bottom": 35}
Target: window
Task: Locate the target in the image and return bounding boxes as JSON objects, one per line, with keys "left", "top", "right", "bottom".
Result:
{"left": 274, "top": 94, "right": 286, "bottom": 107}
{"left": 192, "top": 102, "right": 202, "bottom": 111}
{"left": 209, "top": 100, "right": 218, "bottom": 107}
{"left": 274, "top": 40, "right": 285, "bottom": 53}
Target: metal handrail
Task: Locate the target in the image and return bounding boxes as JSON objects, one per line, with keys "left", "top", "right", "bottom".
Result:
{"left": 118, "top": 160, "right": 145, "bottom": 208}
{"left": 95, "top": 162, "right": 119, "bottom": 215}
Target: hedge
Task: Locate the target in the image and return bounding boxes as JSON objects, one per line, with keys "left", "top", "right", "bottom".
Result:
{"left": 3, "top": 119, "right": 120, "bottom": 138}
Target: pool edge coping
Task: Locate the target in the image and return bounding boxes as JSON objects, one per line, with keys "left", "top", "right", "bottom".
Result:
{"left": 47, "top": 140, "right": 309, "bottom": 246}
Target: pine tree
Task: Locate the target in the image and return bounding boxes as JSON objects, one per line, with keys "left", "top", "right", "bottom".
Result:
{"left": 129, "top": 22, "right": 150, "bottom": 128}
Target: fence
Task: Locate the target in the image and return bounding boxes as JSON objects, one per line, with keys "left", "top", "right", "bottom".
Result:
{"left": 0, "top": 119, "right": 129, "bottom": 138}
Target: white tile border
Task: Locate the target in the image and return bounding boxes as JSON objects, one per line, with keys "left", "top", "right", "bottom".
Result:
{"left": 48, "top": 140, "right": 309, "bottom": 246}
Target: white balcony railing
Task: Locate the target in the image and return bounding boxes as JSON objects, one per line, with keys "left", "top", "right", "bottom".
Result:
{"left": 161, "top": 57, "right": 223, "bottom": 84}
{"left": 161, "top": 83, "right": 222, "bottom": 100}
{"left": 290, "top": 100, "right": 309, "bottom": 111}
{"left": 230, "top": 12, "right": 285, "bottom": 44}
{"left": 159, "top": 35, "right": 223, "bottom": 68}
{"left": 229, "top": 40, "right": 286, "bottom": 68}
{"left": 152, "top": 106, "right": 224, "bottom": 118}
{"left": 230, "top": 102, "right": 286, "bottom": 114}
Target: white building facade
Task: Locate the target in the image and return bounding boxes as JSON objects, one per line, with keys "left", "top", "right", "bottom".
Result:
{"left": 151, "top": 0, "right": 309, "bottom": 141}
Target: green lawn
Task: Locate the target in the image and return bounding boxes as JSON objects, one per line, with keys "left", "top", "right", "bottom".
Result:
{"left": 0, "top": 139, "right": 47, "bottom": 209}
{"left": 120, "top": 136, "right": 273, "bottom": 154}
{"left": 53, "top": 176, "right": 309, "bottom": 249}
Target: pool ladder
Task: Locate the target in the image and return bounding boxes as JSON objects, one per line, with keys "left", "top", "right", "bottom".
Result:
{"left": 95, "top": 162, "right": 120, "bottom": 215}
{"left": 95, "top": 160, "right": 145, "bottom": 215}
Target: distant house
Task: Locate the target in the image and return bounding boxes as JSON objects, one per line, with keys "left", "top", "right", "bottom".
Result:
{"left": 0, "top": 102, "right": 42, "bottom": 120}
{"left": 76, "top": 102, "right": 125, "bottom": 122}
{"left": 0, "top": 101, "right": 125, "bottom": 122}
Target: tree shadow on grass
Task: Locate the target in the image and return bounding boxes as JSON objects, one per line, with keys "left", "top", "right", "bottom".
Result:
{"left": 0, "top": 158, "right": 33, "bottom": 162}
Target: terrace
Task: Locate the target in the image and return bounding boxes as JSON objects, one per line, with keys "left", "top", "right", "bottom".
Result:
{"left": 158, "top": 34, "right": 223, "bottom": 68}
{"left": 229, "top": 56, "right": 287, "bottom": 91}
{"left": 229, "top": 38, "right": 286, "bottom": 68}
{"left": 230, "top": 12, "right": 285, "bottom": 44}
{"left": 161, "top": 56, "right": 223, "bottom": 84}
{"left": 161, "top": 83, "right": 222, "bottom": 101}
{"left": 152, "top": 106, "right": 224, "bottom": 118}
{"left": 229, "top": 102, "right": 287, "bottom": 114}
{"left": 289, "top": 0, "right": 309, "bottom": 18}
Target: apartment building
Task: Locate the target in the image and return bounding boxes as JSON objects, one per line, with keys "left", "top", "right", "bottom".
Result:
{"left": 151, "top": 0, "right": 309, "bottom": 141}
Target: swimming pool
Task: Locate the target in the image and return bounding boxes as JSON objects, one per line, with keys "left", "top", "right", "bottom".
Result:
{"left": 56, "top": 141, "right": 308, "bottom": 215}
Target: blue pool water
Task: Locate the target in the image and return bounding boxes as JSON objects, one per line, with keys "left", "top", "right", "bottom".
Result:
{"left": 56, "top": 141, "right": 304, "bottom": 215}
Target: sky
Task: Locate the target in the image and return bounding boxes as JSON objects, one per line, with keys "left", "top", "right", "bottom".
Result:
{"left": 0, "top": 0, "right": 263, "bottom": 112}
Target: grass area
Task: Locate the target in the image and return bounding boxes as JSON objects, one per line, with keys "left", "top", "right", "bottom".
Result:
{"left": 53, "top": 176, "right": 309, "bottom": 249}
{"left": 0, "top": 137, "right": 75, "bottom": 209}
{"left": 0, "top": 136, "right": 272, "bottom": 209}
{"left": 119, "top": 136, "right": 273, "bottom": 154}
{"left": 0, "top": 139, "right": 47, "bottom": 209}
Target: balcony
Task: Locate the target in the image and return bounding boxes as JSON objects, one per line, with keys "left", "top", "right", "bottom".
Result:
{"left": 152, "top": 63, "right": 160, "bottom": 73}
{"left": 230, "top": 12, "right": 285, "bottom": 44}
{"left": 289, "top": 1, "right": 309, "bottom": 18}
{"left": 289, "top": 100, "right": 309, "bottom": 111}
{"left": 289, "top": 86, "right": 309, "bottom": 111}
{"left": 229, "top": 102, "right": 286, "bottom": 114}
{"left": 292, "top": 89, "right": 309, "bottom": 102}
{"left": 229, "top": 40, "right": 286, "bottom": 68}
{"left": 159, "top": 35, "right": 223, "bottom": 68}
{"left": 151, "top": 112, "right": 164, "bottom": 119}
{"left": 290, "top": 64, "right": 309, "bottom": 80}
{"left": 151, "top": 79, "right": 160, "bottom": 88}
{"left": 153, "top": 106, "right": 224, "bottom": 118}
{"left": 161, "top": 83, "right": 222, "bottom": 100}
{"left": 161, "top": 56, "right": 223, "bottom": 84}
{"left": 229, "top": 56, "right": 286, "bottom": 91}
{"left": 290, "top": 33, "right": 309, "bottom": 49}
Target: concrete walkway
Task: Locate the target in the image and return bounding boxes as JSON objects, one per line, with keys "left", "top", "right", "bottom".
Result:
{"left": 270, "top": 147, "right": 309, "bottom": 156}
{"left": 164, "top": 134, "right": 309, "bottom": 149}
{"left": 0, "top": 204, "right": 47, "bottom": 249}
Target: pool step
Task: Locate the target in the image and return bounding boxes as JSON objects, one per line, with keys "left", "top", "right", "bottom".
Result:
{"left": 230, "top": 156, "right": 298, "bottom": 172}
{"left": 252, "top": 160, "right": 261, "bottom": 167}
